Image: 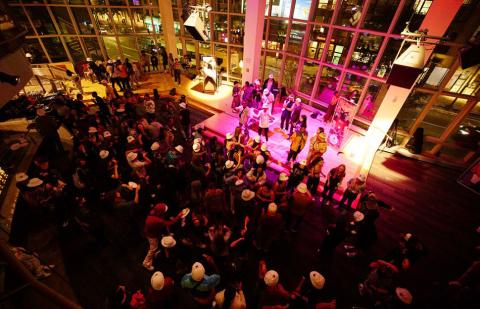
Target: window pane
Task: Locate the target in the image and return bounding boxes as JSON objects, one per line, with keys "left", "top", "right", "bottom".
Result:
{"left": 9, "top": 7, "right": 34, "bottom": 36}
{"left": 375, "top": 38, "right": 402, "bottom": 78}
{"left": 25, "top": 7, "right": 57, "bottom": 35}
{"left": 397, "top": 90, "right": 431, "bottom": 131}
{"left": 357, "top": 80, "right": 387, "bottom": 121}
{"left": 230, "top": 16, "right": 244, "bottom": 45}
{"left": 23, "top": 38, "right": 48, "bottom": 64}
{"left": 64, "top": 36, "right": 85, "bottom": 63}
{"left": 287, "top": 22, "right": 306, "bottom": 54}
{"left": 93, "top": 8, "right": 114, "bottom": 35}
{"left": 282, "top": 56, "right": 299, "bottom": 90}
{"left": 229, "top": 0, "right": 246, "bottom": 14}
{"left": 265, "top": 52, "right": 282, "bottom": 83}
{"left": 89, "top": 0, "right": 106, "bottom": 4}
{"left": 68, "top": 0, "right": 86, "bottom": 4}
{"left": 118, "top": 36, "right": 139, "bottom": 60}
{"left": 271, "top": 0, "right": 292, "bottom": 18}
{"left": 72, "top": 7, "right": 94, "bottom": 34}
{"left": 109, "top": 0, "right": 126, "bottom": 5}
{"left": 393, "top": 0, "right": 431, "bottom": 34}
{"left": 176, "top": 38, "right": 183, "bottom": 56}
{"left": 50, "top": 6, "right": 75, "bottom": 34}
{"left": 335, "top": 0, "right": 363, "bottom": 27}
{"left": 81, "top": 37, "right": 102, "bottom": 60}
{"left": 42, "top": 37, "right": 68, "bottom": 62}
{"left": 137, "top": 36, "right": 155, "bottom": 52}
{"left": 312, "top": 0, "right": 336, "bottom": 23}
{"left": 350, "top": 33, "right": 384, "bottom": 73}
{"left": 214, "top": 44, "right": 228, "bottom": 72}
{"left": 315, "top": 66, "right": 340, "bottom": 101}
{"left": 267, "top": 19, "right": 288, "bottom": 51}
{"left": 363, "top": 0, "right": 400, "bottom": 31}
{"left": 326, "top": 29, "right": 352, "bottom": 65}
{"left": 447, "top": 102, "right": 480, "bottom": 157}
{"left": 129, "top": 0, "right": 155, "bottom": 5}
{"left": 445, "top": 65, "right": 480, "bottom": 95}
{"left": 213, "top": 14, "right": 228, "bottom": 42}
{"left": 230, "top": 47, "right": 243, "bottom": 78}
{"left": 111, "top": 9, "right": 134, "bottom": 34}
{"left": 150, "top": 9, "right": 163, "bottom": 34}
{"left": 340, "top": 73, "right": 365, "bottom": 104}
{"left": 131, "top": 8, "right": 150, "bottom": 34}
{"left": 306, "top": 25, "right": 328, "bottom": 60}
{"left": 199, "top": 42, "right": 211, "bottom": 61}
{"left": 299, "top": 60, "right": 318, "bottom": 96}
{"left": 293, "top": 0, "right": 312, "bottom": 20}
{"left": 212, "top": 0, "right": 228, "bottom": 12}
{"left": 103, "top": 36, "right": 121, "bottom": 60}
{"left": 420, "top": 96, "right": 464, "bottom": 138}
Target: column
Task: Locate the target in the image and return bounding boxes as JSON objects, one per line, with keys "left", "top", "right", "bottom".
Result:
{"left": 159, "top": 0, "right": 178, "bottom": 59}
{"left": 354, "top": 0, "right": 465, "bottom": 174}
{"left": 242, "top": 0, "right": 267, "bottom": 84}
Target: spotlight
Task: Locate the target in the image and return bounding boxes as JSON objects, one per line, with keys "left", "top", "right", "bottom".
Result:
{"left": 0, "top": 72, "right": 20, "bottom": 86}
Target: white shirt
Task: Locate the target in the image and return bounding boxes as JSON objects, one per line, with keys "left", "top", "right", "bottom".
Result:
{"left": 144, "top": 100, "right": 155, "bottom": 114}
{"left": 258, "top": 110, "right": 271, "bottom": 128}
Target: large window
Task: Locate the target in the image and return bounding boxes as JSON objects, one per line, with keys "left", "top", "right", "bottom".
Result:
{"left": 335, "top": 0, "right": 363, "bottom": 27}
{"left": 42, "top": 38, "right": 68, "bottom": 62}
{"left": 299, "top": 60, "right": 318, "bottom": 96}
{"left": 396, "top": 90, "right": 432, "bottom": 131}
{"left": 287, "top": 22, "right": 306, "bottom": 54}
{"left": 350, "top": 33, "right": 384, "bottom": 73}
{"left": 72, "top": 7, "right": 93, "bottom": 35}
{"left": 311, "top": 0, "right": 336, "bottom": 24}
{"left": 25, "top": 7, "right": 57, "bottom": 35}
{"left": 363, "top": 0, "right": 400, "bottom": 31}
{"left": 267, "top": 19, "right": 288, "bottom": 51}
{"left": 293, "top": 0, "right": 312, "bottom": 20}
{"left": 23, "top": 39, "right": 48, "bottom": 64}
{"left": 357, "top": 80, "right": 387, "bottom": 121}
{"left": 315, "top": 66, "right": 340, "bottom": 102}
{"left": 326, "top": 30, "right": 352, "bottom": 65}
{"left": 306, "top": 25, "right": 328, "bottom": 59}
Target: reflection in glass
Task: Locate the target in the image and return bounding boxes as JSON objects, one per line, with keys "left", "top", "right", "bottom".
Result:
{"left": 363, "top": 0, "right": 399, "bottom": 31}
{"left": 50, "top": 7, "right": 75, "bottom": 34}
{"left": 299, "top": 61, "right": 318, "bottom": 95}
{"left": 326, "top": 30, "right": 352, "bottom": 65}
{"left": 445, "top": 65, "right": 480, "bottom": 95}
{"left": 131, "top": 8, "right": 150, "bottom": 34}
{"left": 229, "top": 0, "right": 246, "bottom": 14}
{"left": 25, "top": 7, "right": 57, "bottom": 35}
{"left": 282, "top": 56, "right": 299, "bottom": 90}
{"left": 393, "top": 0, "right": 430, "bottom": 33}
{"left": 376, "top": 38, "right": 402, "bottom": 78}
{"left": 81, "top": 37, "right": 102, "bottom": 60}
{"left": 23, "top": 39, "right": 48, "bottom": 64}
{"left": 293, "top": 0, "right": 312, "bottom": 20}
{"left": 340, "top": 73, "right": 365, "bottom": 103}
{"left": 213, "top": 14, "right": 228, "bottom": 42}
{"left": 306, "top": 25, "right": 328, "bottom": 59}
{"left": 420, "top": 95, "right": 462, "bottom": 137}
{"left": 118, "top": 36, "right": 139, "bottom": 60}
{"left": 397, "top": 90, "right": 431, "bottom": 131}
{"left": 267, "top": 19, "right": 288, "bottom": 51}
{"left": 149, "top": 9, "right": 163, "bottom": 34}
{"left": 103, "top": 36, "right": 121, "bottom": 60}
{"left": 270, "top": 0, "right": 292, "bottom": 18}
{"left": 72, "top": 7, "right": 95, "bottom": 35}
{"left": 230, "top": 47, "right": 243, "bottom": 78}
{"left": 265, "top": 52, "right": 282, "bottom": 82}
{"left": 350, "top": 33, "right": 383, "bottom": 73}
{"left": 42, "top": 37, "right": 68, "bottom": 62}
{"left": 212, "top": 0, "right": 228, "bottom": 12}
{"left": 9, "top": 7, "right": 34, "bottom": 35}
{"left": 315, "top": 66, "right": 340, "bottom": 102}
{"left": 64, "top": 36, "right": 85, "bottom": 63}
{"left": 446, "top": 102, "right": 480, "bottom": 159}
{"left": 214, "top": 44, "right": 228, "bottom": 80}
{"left": 335, "top": 0, "right": 363, "bottom": 27}
{"left": 357, "top": 80, "right": 387, "bottom": 121}
{"left": 230, "top": 16, "right": 244, "bottom": 45}
{"left": 312, "top": 0, "right": 337, "bottom": 24}
{"left": 111, "top": 9, "right": 134, "bottom": 34}
{"left": 287, "top": 22, "right": 306, "bottom": 54}
{"left": 92, "top": 8, "right": 114, "bottom": 35}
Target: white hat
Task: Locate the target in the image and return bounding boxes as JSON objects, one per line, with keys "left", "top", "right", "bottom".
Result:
{"left": 194, "top": 138, "right": 202, "bottom": 145}
{"left": 279, "top": 173, "right": 289, "bottom": 182}
{"left": 99, "top": 150, "right": 109, "bottom": 159}
{"left": 161, "top": 236, "right": 176, "bottom": 248}
{"left": 225, "top": 160, "right": 234, "bottom": 169}
{"left": 226, "top": 132, "right": 233, "bottom": 140}
{"left": 263, "top": 89, "right": 270, "bottom": 95}
{"left": 241, "top": 189, "right": 255, "bottom": 201}
{"left": 175, "top": 145, "right": 184, "bottom": 154}
{"left": 262, "top": 103, "right": 269, "bottom": 109}
{"left": 403, "top": 233, "right": 413, "bottom": 241}
{"left": 191, "top": 262, "right": 205, "bottom": 281}
{"left": 116, "top": 108, "right": 125, "bottom": 113}
{"left": 264, "top": 270, "right": 279, "bottom": 287}
{"left": 151, "top": 272, "right": 165, "bottom": 291}
{"left": 297, "top": 183, "right": 308, "bottom": 194}
{"left": 15, "top": 172, "right": 29, "bottom": 183}
{"left": 309, "top": 271, "right": 325, "bottom": 289}
{"left": 358, "top": 174, "right": 366, "bottom": 182}
{"left": 256, "top": 155, "right": 265, "bottom": 165}
{"left": 395, "top": 287, "right": 413, "bottom": 304}
{"left": 353, "top": 211, "right": 365, "bottom": 222}
{"left": 128, "top": 181, "right": 138, "bottom": 189}
{"left": 267, "top": 203, "right": 277, "bottom": 214}
{"left": 27, "top": 178, "right": 43, "bottom": 188}
{"left": 127, "top": 136, "right": 135, "bottom": 143}
{"left": 235, "top": 179, "right": 244, "bottom": 186}
{"left": 261, "top": 144, "right": 268, "bottom": 152}
{"left": 254, "top": 136, "right": 260, "bottom": 143}
{"left": 254, "top": 79, "right": 261, "bottom": 86}
{"left": 295, "top": 98, "right": 302, "bottom": 103}
{"left": 300, "top": 159, "right": 307, "bottom": 166}
{"left": 127, "top": 152, "right": 138, "bottom": 162}
{"left": 179, "top": 102, "right": 187, "bottom": 109}
{"left": 151, "top": 142, "right": 160, "bottom": 151}
{"left": 103, "top": 131, "right": 112, "bottom": 138}
{"left": 25, "top": 53, "right": 32, "bottom": 58}
{"left": 193, "top": 143, "right": 201, "bottom": 153}
{"left": 86, "top": 57, "right": 92, "bottom": 62}
{"left": 88, "top": 126, "right": 97, "bottom": 134}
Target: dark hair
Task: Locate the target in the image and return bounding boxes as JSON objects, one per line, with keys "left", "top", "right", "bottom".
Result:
{"left": 92, "top": 91, "right": 98, "bottom": 97}
{"left": 223, "top": 285, "right": 237, "bottom": 309}
{"left": 234, "top": 81, "right": 239, "bottom": 85}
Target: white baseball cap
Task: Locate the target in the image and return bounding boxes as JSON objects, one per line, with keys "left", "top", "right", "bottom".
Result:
{"left": 297, "top": 183, "right": 308, "bottom": 193}
{"left": 256, "top": 155, "right": 265, "bottom": 165}
{"left": 151, "top": 142, "right": 160, "bottom": 151}
{"left": 15, "top": 172, "right": 29, "bottom": 183}
{"left": 127, "top": 152, "right": 137, "bottom": 162}
{"left": 193, "top": 143, "right": 201, "bottom": 153}
{"left": 309, "top": 271, "right": 325, "bottom": 289}
{"left": 99, "top": 150, "right": 109, "bottom": 159}
{"left": 191, "top": 262, "right": 205, "bottom": 281}
{"left": 175, "top": 145, "right": 184, "bottom": 154}
{"left": 353, "top": 211, "right": 365, "bottom": 222}
{"left": 151, "top": 272, "right": 165, "bottom": 291}
{"left": 264, "top": 270, "right": 279, "bottom": 287}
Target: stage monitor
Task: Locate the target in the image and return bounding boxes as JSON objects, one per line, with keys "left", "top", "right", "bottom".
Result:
{"left": 184, "top": 12, "right": 209, "bottom": 42}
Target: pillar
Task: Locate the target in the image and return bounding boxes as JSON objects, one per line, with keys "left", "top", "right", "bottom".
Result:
{"left": 159, "top": 0, "right": 178, "bottom": 59}
{"left": 355, "top": 0, "right": 465, "bottom": 174}
{"left": 242, "top": 0, "right": 267, "bottom": 84}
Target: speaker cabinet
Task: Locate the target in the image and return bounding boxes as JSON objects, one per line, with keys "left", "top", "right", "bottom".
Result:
{"left": 184, "top": 13, "right": 209, "bottom": 42}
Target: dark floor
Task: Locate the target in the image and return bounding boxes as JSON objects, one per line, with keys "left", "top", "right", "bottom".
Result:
{"left": 7, "top": 149, "right": 480, "bottom": 308}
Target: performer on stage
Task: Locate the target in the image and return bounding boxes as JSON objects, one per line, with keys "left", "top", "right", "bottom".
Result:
{"left": 202, "top": 57, "right": 217, "bottom": 92}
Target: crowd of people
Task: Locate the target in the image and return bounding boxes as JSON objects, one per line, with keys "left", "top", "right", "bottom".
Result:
{"left": 9, "top": 62, "right": 436, "bottom": 309}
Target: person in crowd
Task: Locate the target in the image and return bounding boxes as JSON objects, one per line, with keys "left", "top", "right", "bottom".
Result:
{"left": 288, "top": 183, "right": 314, "bottom": 232}
{"left": 324, "top": 91, "right": 339, "bottom": 123}
{"left": 307, "top": 155, "right": 324, "bottom": 196}
{"left": 338, "top": 174, "right": 366, "bottom": 210}
{"left": 168, "top": 53, "right": 174, "bottom": 76}
{"left": 151, "top": 53, "right": 159, "bottom": 72}
{"left": 255, "top": 203, "right": 284, "bottom": 253}
{"left": 173, "top": 58, "right": 182, "bottom": 85}
{"left": 160, "top": 46, "right": 168, "bottom": 72}
{"left": 10, "top": 246, "right": 55, "bottom": 279}
{"left": 280, "top": 94, "right": 295, "bottom": 131}
{"left": 256, "top": 104, "right": 272, "bottom": 142}
{"left": 231, "top": 81, "right": 242, "bottom": 110}
{"left": 140, "top": 50, "right": 150, "bottom": 73}
{"left": 181, "top": 261, "right": 221, "bottom": 307}
{"left": 147, "top": 271, "right": 175, "bottom": 307}
{"left": 263, "top": 73, "right": 279, "bottom": 98}
{"left": 261, "top": 89, "right": 275, "bottom": 113}
{"left": 287, "top": 160, "right": 309, "bottom": 192}
{"left": 289, "top": 98, "right": 303, "bottom": 136}
{"left": 306, "top": 127, "right": 327, "bottom": 165}
{"left": 241, "top": 81, "right": 253, "bottom": 106}
{"left": 258, "top": 261, "right": 294, "bottom": 308}
{"left": 292, "top": 271, "right": 336, "bottom": 308}
{"left": 321, "top": 164, "right": 346, "bottom": 207}
{"left": 287, "top": 126, "right": 308, "bottom": 164}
